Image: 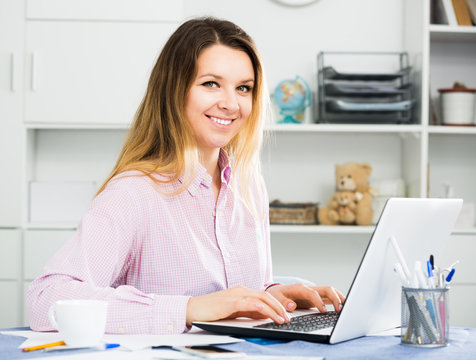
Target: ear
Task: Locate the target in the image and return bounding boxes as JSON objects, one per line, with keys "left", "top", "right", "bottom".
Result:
{"left": 360, "top": 162, "right": 372, "bottom": 175}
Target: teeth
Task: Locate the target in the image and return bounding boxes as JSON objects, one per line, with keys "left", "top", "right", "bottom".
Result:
{"left": 210, "top": 116, "right": 232, "bottom": 125}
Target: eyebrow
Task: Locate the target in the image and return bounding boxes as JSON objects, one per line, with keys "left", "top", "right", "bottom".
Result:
{"left": 197, "top": 73, "right": 254, "bottom": 83}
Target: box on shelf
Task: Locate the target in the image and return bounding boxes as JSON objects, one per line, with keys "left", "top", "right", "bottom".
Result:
{"left": 29, "top": 182, "right": 96, "bottom": 223}
{"left": 269, "top": 200, "right": 318, "bottom": 225}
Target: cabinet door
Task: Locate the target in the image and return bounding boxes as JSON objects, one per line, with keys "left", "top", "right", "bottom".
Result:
{"left": 0, "top": 229, "right": 21, "bottom": 280}
{"left": 24, "top": 229, "right": 75, "bottom": 280}
{"left": 0, "top": 0, "right": 23, "bottom": 226}
{"left": 25, "top": 21, "right": 177, "bottom": 125}
{"left": 26, "top": 0, "right": 182, "bottom": 22}
{"left": 0, "top": 281, "right": 20, "bottom": 327}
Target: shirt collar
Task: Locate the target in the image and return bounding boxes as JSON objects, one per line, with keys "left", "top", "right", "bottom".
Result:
{"left": 179, "top": 149, "right": 232, "bottom": 197}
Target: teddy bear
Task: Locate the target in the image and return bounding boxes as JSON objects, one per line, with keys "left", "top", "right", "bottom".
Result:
{"left": 318, "top": 162, "right": 375, "bottom": 226}
{"left": 326, "top": 191, "right": 360, "bottom": 225}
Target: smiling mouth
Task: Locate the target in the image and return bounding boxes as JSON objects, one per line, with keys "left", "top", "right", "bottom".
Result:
{"left": 208, "top": 115, "right": 233, "bottom": 126}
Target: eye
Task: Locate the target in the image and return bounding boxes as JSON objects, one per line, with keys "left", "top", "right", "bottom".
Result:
{"left": 237, "top": 84, "right": 252, "bottom": 93}
{"left": 202, "top": 81, "right": 218, "bottom": 88}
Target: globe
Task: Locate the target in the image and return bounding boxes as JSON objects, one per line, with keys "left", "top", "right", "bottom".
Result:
{"left": 273, "top": 76, "right": 311, "bottom": 124}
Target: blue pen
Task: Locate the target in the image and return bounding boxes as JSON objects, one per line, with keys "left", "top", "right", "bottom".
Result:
{"left": 446, "top": 268, "right": 455, "bottom": 283}
{"left": 426, "top": 260, "right": 435, "bottom": 288}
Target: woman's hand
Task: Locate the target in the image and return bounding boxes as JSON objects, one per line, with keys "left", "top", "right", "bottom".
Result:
{"left": 265, "top": 283, "right": 346, "bottom": 314}
{"left": 186, "top": 286, "right": 291, "bottom": 327}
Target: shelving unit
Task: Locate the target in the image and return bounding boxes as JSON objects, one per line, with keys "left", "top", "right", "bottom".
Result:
{"left": 1, "top": 0, "right": 475, "bottom": 328}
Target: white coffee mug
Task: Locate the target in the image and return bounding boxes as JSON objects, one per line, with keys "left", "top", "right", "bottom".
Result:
{"left": 48, "top": 300, "right": 108, "bottom": 347}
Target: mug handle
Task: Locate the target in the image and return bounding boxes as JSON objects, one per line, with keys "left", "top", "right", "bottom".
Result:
{"left": 48, "top": 304, "right": 59, "bottom": 330}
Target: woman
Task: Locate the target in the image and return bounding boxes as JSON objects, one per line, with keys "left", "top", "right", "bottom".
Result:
{"left": 27, "top": 17, "right": 345, "bottom": 335}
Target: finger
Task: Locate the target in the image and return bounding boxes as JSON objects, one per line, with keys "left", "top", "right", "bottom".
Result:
{"left": 258, "top": 291, "right": 291, "bottom": 321}
{"left": 229, "top": 287, "right": 290, "bottom": 323}
{"left": 284, "top": 284, "right": 327, "bottom": 313}
{"left": 266, "top": 287, "right": 297, "bottom": 311}
{"left": 284, "top": 284, "right": 327, "bottom": 312}
{"left": 315, "top": 286, "right": 344, "bottom": 313}
{"left": 235, "top": 297, "right": 287, "bottom": 324}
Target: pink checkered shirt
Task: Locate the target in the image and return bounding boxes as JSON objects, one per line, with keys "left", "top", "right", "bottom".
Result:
{"left": 27, "top": 150, "right": 273, "bottom": 334}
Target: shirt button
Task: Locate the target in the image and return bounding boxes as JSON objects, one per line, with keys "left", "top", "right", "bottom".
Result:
{"left": 212, "top": 210, "right": 216, "bottom": 217}
{"left": 167, "top": 324, "right": 174, "bottom": 332}
{"left": 224, "top": 250, "right": 230, "bottom": 258}
{"left": 118, "top": 327, "right": 125, "bottom": 334}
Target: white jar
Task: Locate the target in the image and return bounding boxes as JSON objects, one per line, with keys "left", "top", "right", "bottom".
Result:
{"left": 438, "top": 88, "right": 476, "bottom": 126}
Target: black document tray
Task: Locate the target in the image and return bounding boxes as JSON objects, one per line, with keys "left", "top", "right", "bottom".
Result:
{"left": 323, "top": 66, "right": 411, "bottom": 81}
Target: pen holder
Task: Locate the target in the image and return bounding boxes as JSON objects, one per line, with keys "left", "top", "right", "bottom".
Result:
{"left": 401, "top": 287, "right": 449, "bottom": 347}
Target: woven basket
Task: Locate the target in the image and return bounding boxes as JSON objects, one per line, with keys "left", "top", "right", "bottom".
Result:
{"left": 269, "top": 200, "right": 318, "bottom": 225}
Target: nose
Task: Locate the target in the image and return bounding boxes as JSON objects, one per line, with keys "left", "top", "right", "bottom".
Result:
{"left": 218, "top": 88, "right": 239, "bottom": 112}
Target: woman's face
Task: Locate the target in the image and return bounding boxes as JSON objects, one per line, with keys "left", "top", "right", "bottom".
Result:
{"left": 185, "top": 44, "right": 254, "bottom": 155}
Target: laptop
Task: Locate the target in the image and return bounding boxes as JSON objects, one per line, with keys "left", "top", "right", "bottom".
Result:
{"left": 193, "top": 197, "right": 463, "bottom": 344}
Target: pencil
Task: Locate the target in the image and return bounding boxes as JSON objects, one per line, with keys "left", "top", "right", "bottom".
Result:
{"left": 22, "top": 340, "right": 66, "bottom": 352}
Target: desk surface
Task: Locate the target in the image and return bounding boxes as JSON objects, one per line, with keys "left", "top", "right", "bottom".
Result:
{"left": 2, "top": 327, "right": 476, "bottom": 360}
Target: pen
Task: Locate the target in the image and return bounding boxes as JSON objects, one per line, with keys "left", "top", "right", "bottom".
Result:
{"left": 43, "top": 342, "right": 121, "bottom": 352}
{"left": 446, "top": 268, "right": 456, "bottom": 283}
{"left": 22, "top": 341, "right": 66, "bottom": 352}
{"left": 415, "top": 261, "right": 428, "bottom": 289}
{"left": 429, "top": 254, "right": 434, "bottom": 270}
{"left": 426, "top": 260, "right": 435, "bottom": 289}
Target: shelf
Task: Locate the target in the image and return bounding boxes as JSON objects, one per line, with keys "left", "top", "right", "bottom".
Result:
{"left": 266, "top": 123, "right": 422, "bottom": 134}
{"left": 429, "top": 25, "right": 476, "bottom": 42}
{"left": 271, "top": 224, "right": 375, "bottom": 234}
{"left": 25, "top": 222, "right": 78, "bottom": 230}
{"left": 24, "top": 123, "right": 131, "bottom": 130}
{"left": 270, "top": 225, "right": 476, "bottom": 235}
{"left": 453, "top": 228, "right": 476, "bottom": 235}
{"left": 428, "top": 126, "right": 476, "bottom": 135}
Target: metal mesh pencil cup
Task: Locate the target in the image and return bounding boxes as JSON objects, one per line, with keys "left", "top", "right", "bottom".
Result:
{"left": 401, "top": 287, "right": 449, "bottom": 347}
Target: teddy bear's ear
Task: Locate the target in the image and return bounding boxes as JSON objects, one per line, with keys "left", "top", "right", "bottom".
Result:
{"left": 360, "top": 162, "right": 372, "bottom": 175}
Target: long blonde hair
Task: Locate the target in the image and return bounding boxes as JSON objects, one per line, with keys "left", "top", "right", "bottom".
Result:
{"left": 98, "top": 17, "right": 268, "bottom": 218}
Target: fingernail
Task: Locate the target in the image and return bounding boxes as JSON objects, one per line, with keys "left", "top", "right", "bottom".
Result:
{"left": 284, "top": 312, "right": 291, "bottom": 321}
{"left": 321, "top": 307, "right": 328, "bottom": 313}
{"left": 277, "top": 316, "right": 285, "bottom": 324}
{"left": 286, "top": 302, "right": 295, "bottom": 310}
{"left": 338, "top": 303, "right": 343, "bottom": 311}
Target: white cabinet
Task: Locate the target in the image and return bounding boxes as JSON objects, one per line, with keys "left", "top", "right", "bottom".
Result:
{"left": 0, "top": 0, "right": 24, "bottom": 227}
{"left": 0, "top": 282, "right": 20, "bottom": 328}
{"left": 24, "top": 21, "right": 176, "bottom": 125}
{"left": 23, "top": 230, "right": 75, "bottom": 280}
{"left": 26, "top": 0, "right": 182, "bottom": 22}
{"left": 0, "top": 229, "right": 21, "bottom": 327}
{"left": 0, "top": 229, "right": 20, "bottom": 281}
{"left": 23, "top": 0, "right": 182, "bottom": 126}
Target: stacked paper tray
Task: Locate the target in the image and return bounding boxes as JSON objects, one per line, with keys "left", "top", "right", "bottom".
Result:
{"left": 326, "top": 99, "right": 412, "bottom": 112}
{"left": 325, "top": 83, "right": 411, "bottom": 97}
{"left": 317, "top": 52, "right": 414, "bottom": 124}
{"left": 323, "top": 66, "right": 411, "bottom": 81}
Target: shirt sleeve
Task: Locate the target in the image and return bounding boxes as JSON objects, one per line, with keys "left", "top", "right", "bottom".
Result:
{"left": 26, "top": 182, "right": 190, "bottom": 334}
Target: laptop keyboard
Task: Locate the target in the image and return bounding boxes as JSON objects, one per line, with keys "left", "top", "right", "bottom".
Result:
{"left": 254, "top": 311, "right": 339, "bottom": 332}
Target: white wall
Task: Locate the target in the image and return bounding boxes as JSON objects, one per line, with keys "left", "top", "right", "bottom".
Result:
{"left": 184, "top": 0, "right": 404, "bottom": 122}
